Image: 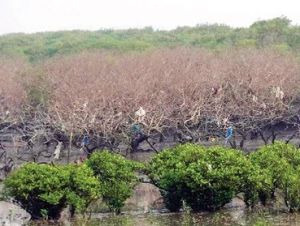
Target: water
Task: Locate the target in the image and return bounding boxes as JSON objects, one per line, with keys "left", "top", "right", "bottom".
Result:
{"left": 31, "top": 210, "right": 300, "bottom": 226}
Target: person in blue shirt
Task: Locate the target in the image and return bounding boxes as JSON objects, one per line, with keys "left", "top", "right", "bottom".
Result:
{"left": 81, "top": 134, "right": 90, "bottom": 147}
{"left": 225, "top": 126, "right": 233, "bottom": 144}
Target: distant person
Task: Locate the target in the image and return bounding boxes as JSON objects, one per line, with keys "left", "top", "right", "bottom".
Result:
{"left": 130, "top": 122, "right": 148, "bottom": 151}
{"left": 80, "top": 134, "right": 91, "bottom": 159}
{"left": 225, "top": 126, "right": 233, "bottom": 145}
{"left": 81, "top": 134, "right": 90, "bottom": 147}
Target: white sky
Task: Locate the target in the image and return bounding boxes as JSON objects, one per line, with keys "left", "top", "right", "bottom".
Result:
{"left": 0, "top": 0, "right": 300, "bottom": 35}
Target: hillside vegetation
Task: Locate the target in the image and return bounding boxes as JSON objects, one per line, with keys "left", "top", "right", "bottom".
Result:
{"left": 1, "top": 17, "right": 300, "bottom": 62}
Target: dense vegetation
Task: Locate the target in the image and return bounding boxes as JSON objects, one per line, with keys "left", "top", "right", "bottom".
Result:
{"left": 249, "top": 142, "right": 300, "bottom": 210}
{"left": 0, "top": 17, "right": 300, "bottom": 191}
{"left": 148, "top": 142, "right": 300, "bottom": 212}
{"left": 86, "top": 151, "right": 143, "bottom": 213}
{"left": 1, "top": 17, "right": 300, "bottom": 62}
{"left": 3, "top": 151, "right": 141, "bottom": 219}
{"left": 3, "top": 163, "right": 100, "bottom": 219}
{"left": 1, "top": 16, "right": 300, "bottom": 222}
{"left": 148, "top": 144, "right": 252, "bottom": 211}
{"left": 4, "top": 142, "right": 300, "bottom": 218}
{"left": 1, "top": 48, "right": 299, "bottom": 155}
{"left": 0, "top": 17, "right": 299, "bottom": 170}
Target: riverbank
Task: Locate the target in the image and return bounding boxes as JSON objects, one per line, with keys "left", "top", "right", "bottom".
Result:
{"left": 28, "top": 209, "right": 300, "bottom": 226}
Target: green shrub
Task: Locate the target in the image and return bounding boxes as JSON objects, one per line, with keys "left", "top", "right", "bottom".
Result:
{"left": 148, "top": 144, "right": 254, "bottom": 211}
{"left": 148, "top": 142, "right": 300, "bottom": 212}
{"left": 64, "top": 164, "right": 101, "bottom": 212}
{"left": 4, "top": 163, "right": 100, "bottom": 219}
{"left": 249, "top": 142, "right": 300, "bottom": 210}
{"left": 86, "top": 150, "right": 143, "bottom": 214}
{"left": 285, "top": 166, "right": 300, "bottom": 209}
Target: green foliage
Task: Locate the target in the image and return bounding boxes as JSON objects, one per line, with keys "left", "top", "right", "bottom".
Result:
{"left": 249, "top": 142, "right": 300, "bottom": 210}
{"left": 148, "top": 144, "right": 253, "bottom": 211}
{"left": 86, "top": 150, "right": 143, "bottom": 214}
{"left": 148, "top": 142, "right": 300, "bottom": 212}
{"left": 4, "top": 163, "right": 100, "bottom": 219}
{"left": 2, "top": 17, "right": 300, "bottom": 62}
{"left": 64, "top": 164, "right": 101, "bottom": 212}
{"left": 249, "top": 17, "right": 291, "bottom": 47}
